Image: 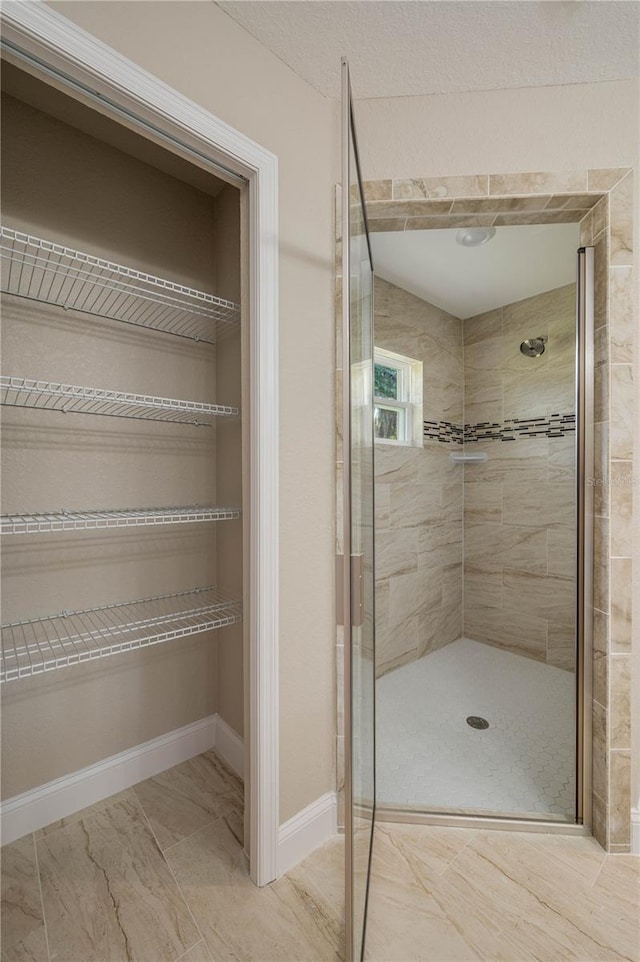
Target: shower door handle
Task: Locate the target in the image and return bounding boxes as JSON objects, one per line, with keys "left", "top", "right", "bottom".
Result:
{"left": 336, "top": 554, "right": 364, "bottom": 628}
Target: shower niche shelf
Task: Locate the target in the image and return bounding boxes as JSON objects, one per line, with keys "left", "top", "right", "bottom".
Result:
{"left": 1, "top": 586, "right": 243, "bottom": 684}
{"left": 1, "top": 376, "right": 239, "bottom": 425}
{"left": 0, "top": 226, "right": 240, "bottom": 343}
{"left": 1, "top": 505, "right": 241, "bottom": 536}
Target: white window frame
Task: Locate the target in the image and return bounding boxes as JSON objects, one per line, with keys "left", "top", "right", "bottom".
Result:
{"left": 374, "top": 347, "right": 423, "bottom": 447}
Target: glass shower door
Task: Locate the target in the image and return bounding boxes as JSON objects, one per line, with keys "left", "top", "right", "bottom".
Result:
{"left": 341, "top": 59, "right": 375, "bottom": 962}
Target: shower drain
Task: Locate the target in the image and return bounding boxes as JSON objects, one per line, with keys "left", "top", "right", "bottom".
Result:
{"left": 466, "top": 716, "right": 489, "bottom": 730}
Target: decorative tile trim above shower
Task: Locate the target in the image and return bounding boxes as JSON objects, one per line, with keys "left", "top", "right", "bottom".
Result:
{"left": 424, "top": 412, "right": 576, "bottom": 445}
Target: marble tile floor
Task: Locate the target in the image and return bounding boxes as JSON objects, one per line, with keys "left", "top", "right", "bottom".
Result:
{"left": 365, "top": 822, "right": 640, "bottom": 962}
{"left": 377, "top": 639, "right": 576, "bottom": 818}
{"left": 0, "top": 749, "right": 345, "bottom": 962}
{"left": 3, "top": 751, "right": 638, "bottom": 962}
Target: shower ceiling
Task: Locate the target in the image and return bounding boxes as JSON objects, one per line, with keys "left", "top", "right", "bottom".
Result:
{"left": 370, "top": 222, "right": 580, "bottom": 319}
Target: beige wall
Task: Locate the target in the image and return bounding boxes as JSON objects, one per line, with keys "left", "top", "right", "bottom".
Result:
{"left": 48, "top": 0, "right": 338, "bottom": 823}
{"left": 374, "top": 278, "right": 463, "bottom": 676}
{"left": 463, "top": 285, "right": 577, "bottom": 672}
{"left": 1, "top": 92, "right": 241, "bottom": 798}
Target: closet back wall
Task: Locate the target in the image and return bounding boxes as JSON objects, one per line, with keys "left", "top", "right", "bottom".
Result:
{"left": 1, "top": 92, "right": 240, "bottom": 798}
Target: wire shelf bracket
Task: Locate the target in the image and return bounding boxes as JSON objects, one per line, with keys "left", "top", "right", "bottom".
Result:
{"left": 1, "top": 226, "right": 240, "bottom": 343}
{"left": 1, "top": 587, "right": 242, "bottom": 683}
{"left": 1, "top": 376, "right": 239, "bottom": 425}
{"left": 1, "top": 505, "right": 241, "bottom": 535}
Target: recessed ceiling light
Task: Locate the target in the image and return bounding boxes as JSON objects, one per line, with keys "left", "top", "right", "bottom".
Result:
{"left": 456, "top": 227, "right": 496, "bottom": 247}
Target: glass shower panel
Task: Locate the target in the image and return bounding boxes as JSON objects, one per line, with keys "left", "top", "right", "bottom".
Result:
{"left": 342, "top": 59, "right": 375, "bottom": 962}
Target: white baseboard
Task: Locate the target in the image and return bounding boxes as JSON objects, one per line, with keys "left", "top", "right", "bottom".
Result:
{"left": 277, "top": 791, "right": 338, "bottom": 877}
{"left": 631, "top": 807, "right": 640, "bottom": 856}
{"left": 1, "top": 714, "right": 244, "bottom": 846}
{"left": 214, "top": 714, "right": 245, "bottom": 779}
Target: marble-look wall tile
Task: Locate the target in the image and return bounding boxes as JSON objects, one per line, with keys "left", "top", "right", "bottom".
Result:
{"left": 503, "top": 569, "right": 575, "bottom": 625}
{"left": 545, "top": 193, "right": 600, "bottom": 211}
{"left": 464, "top": 604, "right": 547, "bottom": 661}
{"left": 610, "top": 655, "right": 631, "bottom": 750}
{"left": 368, "top": 216, "right": 406, "bottom": 233}
{"left": 362, "top": 180, "right": 392, "bottom": 201}
{"left": 546, "top": 624, "right": 576, "bottom": 672}
{"left": 609, "top": 266, "right": 634, "bottom": 363}
{"left": 609, "top": 751, "right": 631, "bottom": 847}
{"left": 489, "top": 170, "right": 588, "bottom": 195}
{"left": 592, "top": 700, "right": 608, "bottom": 804}
{"left": 451, "top": 195, "right": 551, "bottom": 214}
{"left": 464, "top": 522, "right": 547, "bottom": 573}
{"left": 419, "top": 602, "right": 462, "bottom": 657}
{"left": 579, "top": 208, "right": 593, "bottom": 246}
{"left": 609, "top": 461, "right": 633, "bottom": 557}
{"left": 609, "top": 172, "right": 633, "bottom": 265}
{"left": 494, "top": 209, "right": 583, "bottom": 226}
{"left": 592, "top": 616, "right": 608, "bottom": 707}
{"left": 463, "top": 306, "right": 503, "bottom": 346}
{"left": 463, "top": 564, "right": 503, "bottom": 610}
{"left": 375, "top": 528, "right": 418, "bottom": 579}
{"left": 393, "top": 174, "right": 489, "bottom": 199}
{"left": 587, "top": 168, "right": 631, "bottom": 191}
{"left": 367, "top": 199, "right": 451, "bottom": 218}
{"left": 503, "top": 481, "right": 574, "bottom": 528}
{"left": 547, "top": 528, "right": 576, "bottom": 575}
{"left": 591, "top": 791, "right": 608, "bottom": 849}
{"left": 0, "top": 834, "right": 48, "bottom": 962}
{"left": 610, "top": 365, "right": 633, "bottom": 460}
{"left": 548, "top": 436, "right": 576, "bottom": 482}
{"left": 591, "top": 195, "right": 609, "bottom": 240}
{"left": 464, "top": 481, "right": 502, "bottom": 524}
{"left": 593, "top": 421, "right": 609, "bottom": 518}
{"left": 594, "top": 229, "right": 610, "bottom": 331}
{"left": 406, "top": 213, "right": 496, "bottom": 230}
{"left": 593, "top": 516, "right": 609, "bottom": 613}
{"left": 610, "top": 558, "right": 632, "bottom": 653}
{"left": 418, "top": 521, "right": 462, "bottom": 570}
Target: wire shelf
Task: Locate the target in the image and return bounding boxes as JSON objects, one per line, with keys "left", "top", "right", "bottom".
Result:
{"left": 0, "top": 226, "right": 240, "bottom": 343}
{"left": 1, "top": 587, "right": 242, "bottom": 683}
{"left": 1, "top": 376, "right": 239, "bottom": 425}
{"left": 1, "top": 505, "right": 241, "bottom": 536}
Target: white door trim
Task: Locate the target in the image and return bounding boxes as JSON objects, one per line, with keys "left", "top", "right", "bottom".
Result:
{"left": 0, "top": 1, "right": 280, "bottom": 886}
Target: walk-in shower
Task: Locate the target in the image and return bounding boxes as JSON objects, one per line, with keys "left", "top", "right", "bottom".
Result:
{"left": 369, "top": 222, "right": 593, "bottom": 827}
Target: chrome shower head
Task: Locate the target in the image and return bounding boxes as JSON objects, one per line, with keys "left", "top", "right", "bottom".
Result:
{"left": 520, "top": 337, "right": 547, "bottom": 357}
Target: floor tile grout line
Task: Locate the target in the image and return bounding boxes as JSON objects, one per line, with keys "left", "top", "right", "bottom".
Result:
{"left": 131, "top": 785, "right": 209, "bottom": 959}
{"left": 590, "top": 853, "right": 609, "bottom": 890}
{"left": 161, "top": 810, "right": 231, "bottom": 856}
{"left": 32, "top": 831, "right": 52, "bottom": 962}
{"left": 173, "top": 939, "right": 209, "bottom": 962}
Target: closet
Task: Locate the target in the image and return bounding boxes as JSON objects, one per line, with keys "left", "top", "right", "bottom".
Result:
{"left": 0, "top": 63, "right": 245, "bottom": 826}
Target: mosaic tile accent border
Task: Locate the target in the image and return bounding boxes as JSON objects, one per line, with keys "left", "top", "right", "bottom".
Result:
{"left": 423, "top": 413, "right": 576, "bottom": 445}
{"left": 465, "top": 413, "right": 576, "bottom": 442}
{"left": 423, "top": 419, "right": 463, "bottom": 444}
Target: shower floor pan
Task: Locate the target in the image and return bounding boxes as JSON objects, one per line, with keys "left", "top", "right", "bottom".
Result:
{"left": 376, "top": 638, "right": 575, "bottom": 820}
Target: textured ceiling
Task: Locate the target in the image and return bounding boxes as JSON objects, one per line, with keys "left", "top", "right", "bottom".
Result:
{"left": 217, "top": 1, "right": 639, "bottom": 100}
{"left": 370, "top": 223, "right": 581, "bottom": 319}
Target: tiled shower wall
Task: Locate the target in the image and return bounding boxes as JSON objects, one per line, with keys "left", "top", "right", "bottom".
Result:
{"left": 463, "top": 284, "right": 578, "bottom": 671}
{"left": 335, "top": 168, "right": 635, "bottom": 850}
{"left": 581, "top": 174, "right": 635, "bottom": 850}
{"left": 374, "top": 278, "right": 463, "bottom": 676}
